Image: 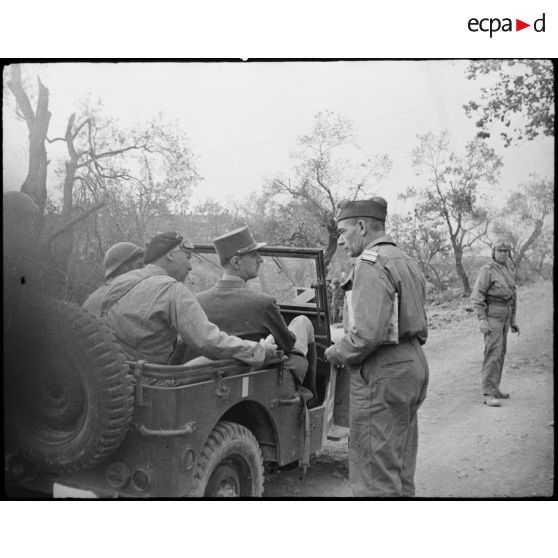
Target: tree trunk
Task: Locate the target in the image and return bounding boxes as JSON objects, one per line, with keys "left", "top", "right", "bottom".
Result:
{"left": 453, "top": 244, "right": 471, "bottom": 296}
{"left": 323, "top": 226, "right": 339, "bottom": 270}
{"left": 7, "top": 65, "right": 51, "bottom": 240}
{"left": 515, "top": 220, "right": 543, "bottom": 268}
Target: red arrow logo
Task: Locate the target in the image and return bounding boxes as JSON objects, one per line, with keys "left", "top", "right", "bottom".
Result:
{"left": 516, "top": 19, "right": 530, "bottom": 31}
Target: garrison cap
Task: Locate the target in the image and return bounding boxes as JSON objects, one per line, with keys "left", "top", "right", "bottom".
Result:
{"left": 144, "top": 231, "right": 194, "bottom": 264}
{"left": 213, "top": 226, "right": 266, "bottom": 262}
{"left": 337, "top": 197, "right": 388, "bottom": 222}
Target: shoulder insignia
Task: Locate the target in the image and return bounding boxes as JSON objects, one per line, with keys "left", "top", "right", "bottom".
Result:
{"left": 360, "top": 249, "right": 378, "bottom": 263}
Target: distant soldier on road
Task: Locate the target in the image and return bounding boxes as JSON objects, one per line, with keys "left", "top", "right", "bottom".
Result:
{"left": 324, "top": 197, "right": 429, "bottom": 497}
{"left": 83, "top": 242, "right": 145, "bottom": 317}
{"left": 470, "top": 239, "right": 520, "bottom": 407}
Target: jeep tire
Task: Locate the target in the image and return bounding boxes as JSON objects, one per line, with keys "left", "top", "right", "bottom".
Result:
{"left": 188, "top": 421, "right": 264, "bottom": 497}
{"left": 6, "top": 300, "right": 134, "bottom": 473}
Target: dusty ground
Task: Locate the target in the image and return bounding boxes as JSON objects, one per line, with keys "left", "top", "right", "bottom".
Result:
{"left": 263, "top": 280, "right": 554, "bottom": 498}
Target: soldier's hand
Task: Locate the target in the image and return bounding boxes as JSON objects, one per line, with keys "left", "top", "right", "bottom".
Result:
{"left": 511, "top": 323, "right": 520, "bottom": 336}
{"left": 259, "top": 338, "right": 279, "bottom": 360}
{"left": 324, "top": 345, "right": 343, "bottom": 367}
{"left": 479, "top": 320, "right": 492, "bottom": 335}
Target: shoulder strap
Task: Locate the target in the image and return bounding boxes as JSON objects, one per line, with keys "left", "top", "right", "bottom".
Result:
{"left": 101, "top": 272, "right": 159, "bottom": 318}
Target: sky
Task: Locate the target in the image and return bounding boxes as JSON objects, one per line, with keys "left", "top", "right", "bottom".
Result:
{"left": 2, "top": 60, "right": 554, "bottom": 215}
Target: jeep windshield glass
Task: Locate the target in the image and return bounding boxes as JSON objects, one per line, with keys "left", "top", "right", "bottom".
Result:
{"left": 188, "top": 251, "right": 319, "bottom": 307}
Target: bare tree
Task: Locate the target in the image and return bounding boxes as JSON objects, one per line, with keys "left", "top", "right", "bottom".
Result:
{"left": 266, "top": 110, "right": 391, "bottom": 268}
{"left": 7, "top": 64, "right": 51, "bottom": 237}
{"left": 404, "top": 132, "right": 501, "bottom": 295}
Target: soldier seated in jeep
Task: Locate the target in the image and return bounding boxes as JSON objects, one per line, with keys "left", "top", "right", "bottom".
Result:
{"left": 197, "top": 226, "right": 316, "bottom": 401}
{"left": 82, "top": 241, "right": 145, "bottom": 317}
{"left": 101, "top": 231, "right": 278, "bottom": 367}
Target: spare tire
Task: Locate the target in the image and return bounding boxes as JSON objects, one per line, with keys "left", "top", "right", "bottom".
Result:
{"left": 5, "top": 299, "right": 134, "bottom": 473}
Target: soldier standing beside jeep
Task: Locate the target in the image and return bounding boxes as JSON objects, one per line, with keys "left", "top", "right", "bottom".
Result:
{"left": 324, "top": 197, "right": 429, "bottom": 498}
{"left": 470, "top": 240, "right": 520, "bottom": 407}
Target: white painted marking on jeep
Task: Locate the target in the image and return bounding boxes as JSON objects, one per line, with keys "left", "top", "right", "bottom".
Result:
{"left": 242, "top": 376, "right": 249, "bottom": 397}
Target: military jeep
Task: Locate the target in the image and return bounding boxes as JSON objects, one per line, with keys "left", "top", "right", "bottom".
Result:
{"left": 5, "top": 245, "right": 347, "bottom": 498}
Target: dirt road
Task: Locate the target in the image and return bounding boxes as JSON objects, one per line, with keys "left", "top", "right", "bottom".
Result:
{"left": 263, "top": 280, "right": 554, "bottom": 498}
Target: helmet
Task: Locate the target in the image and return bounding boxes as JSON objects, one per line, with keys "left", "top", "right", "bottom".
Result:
{"left": 492, "top": 238, "right": 512, "bottom": 260}
{"left": 104, "top": 242, "right": 144, "bottom": 279}
{"left": 3, "top": 191, "right": 40, "bottom": 252}
{"left": 493, "top": 239, "right": 512, "bottom": 251}
{"left": 3, "top": 191, "right": 40, "bottom": 220}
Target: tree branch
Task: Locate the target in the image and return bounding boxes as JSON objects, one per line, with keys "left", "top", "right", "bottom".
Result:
{"left": 46, "top": 201, "right": 106, "bottom": 243}
{"left": 7, "top": 65, "right": 35, "bottom": 127}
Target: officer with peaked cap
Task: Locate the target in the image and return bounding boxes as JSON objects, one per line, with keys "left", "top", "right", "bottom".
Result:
{"left": 102, "top": 231, "right": 277, "bottom": 366}
{"left": 324, "top": 197, "right": 429, "bottom": 497}
{"left": 470, "top": 239, "right": 519, "bottom": 407}
{"left": 82, "top": 242, "right": 145, "bottom": 317}
{"left": 197, "top": 226, "right": 316, "bottom": 398}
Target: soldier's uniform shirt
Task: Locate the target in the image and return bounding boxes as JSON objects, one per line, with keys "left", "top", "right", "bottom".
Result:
{"left": 197, "top": 276, "right": 297, "bottom": 351}
{"left": 328, "top": 235, "right": 429, "bottom": 497}
{"left": 470, "top": 260, "right": 517, "bottom": 396}
{"left": 82, "top": 283, "right": 110, "bottom": 317}
{"left": 102, "top": 264, "right": 265, "bottom": 366}
{"left": 197, "top": 275, "right": 314, "bottom": 385}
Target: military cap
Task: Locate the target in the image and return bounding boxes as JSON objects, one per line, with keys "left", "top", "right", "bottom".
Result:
{"left": 144, "top": 231, "right": 194, "bottom": 264}
{"left": 104, "top": 242, "right": 144, "bottom": 279}
{"left": 337, "top": 197, "right": 387, "bottom": 222}
{"left": 213, "top": 226, "right": 266, "bottom": 262}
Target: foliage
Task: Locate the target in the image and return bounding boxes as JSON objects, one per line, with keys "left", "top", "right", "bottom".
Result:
{"left": 403, "top": 131, "right": 502, "bottom": 295}
{"left": 390, "top": 212, "right": 451, "bottom": 289}
{"left": 464, "top": 60, "right": 555, "bottom": 147}
{"left": 491, "top": 175, "right": 554, "bottom": 269}
{"left": 265, "top": 110, "right": 391, "bottom": 268}
{"left": 45, "top": 104, "right": 200, "bottom": 299}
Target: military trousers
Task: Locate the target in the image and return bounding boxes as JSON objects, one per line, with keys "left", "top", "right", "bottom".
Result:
{"left": 482, "top": 304, "right": 511, "bottom": 396}
{"left": 348, "top": 338, "right": 429, "bottom": 497}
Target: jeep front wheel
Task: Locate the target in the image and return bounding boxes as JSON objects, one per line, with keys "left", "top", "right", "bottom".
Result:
{"left": 188, "top": 421, "right": 264, "bottom": 497}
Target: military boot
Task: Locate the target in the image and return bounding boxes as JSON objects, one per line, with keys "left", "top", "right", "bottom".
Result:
{"left": 484, "top": 396, "right": 501, "bottom": 407}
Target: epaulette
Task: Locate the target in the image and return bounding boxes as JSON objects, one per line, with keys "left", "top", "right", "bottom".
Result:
{"left": 360, "top": 249, "right": 378, "bottom": 264}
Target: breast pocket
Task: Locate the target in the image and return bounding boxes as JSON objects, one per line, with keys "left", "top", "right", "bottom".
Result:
{"left": 489, "top": 280, "right": 510, "bottom": 298}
